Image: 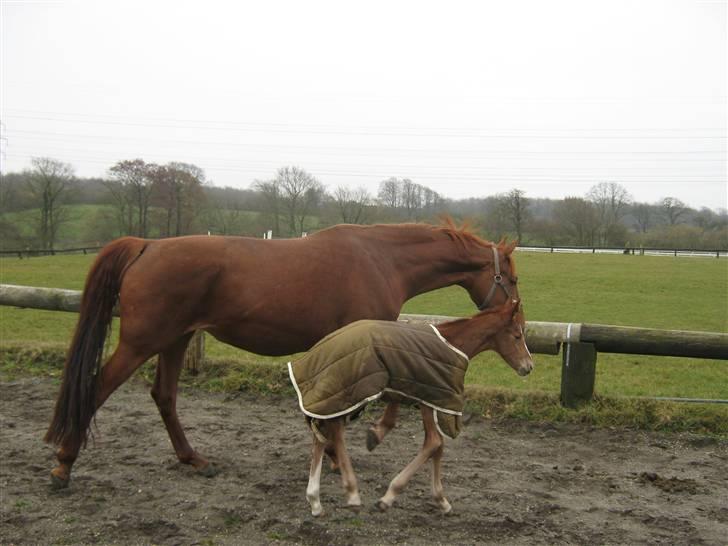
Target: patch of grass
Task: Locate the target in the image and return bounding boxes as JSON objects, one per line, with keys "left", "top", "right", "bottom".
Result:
{"left": 464, "top": 386, "right": 728, "bottom": 435}
{"left": 1, "top": 250, "right": 726, "bottom": 426}
{"left": 2, "top": 344, "right": 726, "bottom": 435}
{"left": 14, "top": 499, "right": 30, "bottom": 510}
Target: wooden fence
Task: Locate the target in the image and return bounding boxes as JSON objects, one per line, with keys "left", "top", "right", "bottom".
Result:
{"left": 1, "top": 284, "right": 727, "bottom": 407}
{"left": 1, "top": 244, "right": 725, "bottom": 259}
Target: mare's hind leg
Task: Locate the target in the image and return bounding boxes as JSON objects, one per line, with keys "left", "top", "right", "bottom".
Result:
{"left": 367, "top": 401, "right": 399, "bottom": 451}
{"left": 376, "top": 406, "right": 443, "bottom": 511}
{"left": 151, "top": 334, "right": 216, "bottom": 476}
{"left": 51, "top": 342, "right": 148, "bottom": 488}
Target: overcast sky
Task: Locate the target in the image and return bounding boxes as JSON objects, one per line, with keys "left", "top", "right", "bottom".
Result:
{"left": 1, "top": 0, "right": 726, "bottom": 210}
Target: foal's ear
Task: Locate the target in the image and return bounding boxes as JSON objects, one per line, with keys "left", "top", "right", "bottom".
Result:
{"left": 511, "top": 298, "right": 521, "bottom": 318}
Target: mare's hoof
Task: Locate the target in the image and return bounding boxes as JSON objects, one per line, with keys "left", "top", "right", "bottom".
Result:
{"left": 366, "top": 429, "right": 380, "bottom": 452}
{"left": 50, "top": 472, "right": 69, "bottom": 490}
{"left": 375, "top": 500, "right": 390, "bottom": 512}
{"left": 345, "top": 503, "right": 362, "bottom": 513}
{"left": 197, "top": 463, "right": 219, "bottom": 478}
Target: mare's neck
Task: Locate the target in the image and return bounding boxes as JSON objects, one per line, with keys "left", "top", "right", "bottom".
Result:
{"left": 363, "top": 224, "right": 489, "bottom": 300}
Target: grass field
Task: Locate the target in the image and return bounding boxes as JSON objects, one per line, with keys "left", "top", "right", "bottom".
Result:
{"left": 1, "top": 250, "right": 726, "bottom": 403}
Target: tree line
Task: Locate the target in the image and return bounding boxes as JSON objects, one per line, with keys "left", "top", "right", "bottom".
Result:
{"left": 1, "top": 157, "right": 726, "bottom": 251}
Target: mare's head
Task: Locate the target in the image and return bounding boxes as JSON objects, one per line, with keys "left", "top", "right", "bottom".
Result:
{"left": 440, "top": 220, "right": 522, "bottom": 324}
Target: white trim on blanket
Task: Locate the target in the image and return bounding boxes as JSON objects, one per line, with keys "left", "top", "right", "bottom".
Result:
{"left": 428, "top": 324, "right": 469, "bottom": 362}
{"left": 288, "top": 361, "right": 464, "bottom": 421}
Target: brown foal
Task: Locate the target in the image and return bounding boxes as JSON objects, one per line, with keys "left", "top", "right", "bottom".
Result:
{"left": 304, "top": 299, "right": 532, "bottom": 516}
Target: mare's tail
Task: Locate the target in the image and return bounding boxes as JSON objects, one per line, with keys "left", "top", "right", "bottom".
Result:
{"left": 44, "top": 237, "right": 147, "bottom": 448}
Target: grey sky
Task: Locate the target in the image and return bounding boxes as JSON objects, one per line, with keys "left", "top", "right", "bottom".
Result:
{"left": 1, "top": 0, "right": 726, "bottom": 210}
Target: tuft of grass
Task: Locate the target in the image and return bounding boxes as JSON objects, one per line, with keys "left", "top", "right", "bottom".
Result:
{"left": 2, "top": 344, "right": 726, "bottom": 435}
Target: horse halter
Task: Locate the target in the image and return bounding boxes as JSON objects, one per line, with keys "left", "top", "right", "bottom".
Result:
{"left": 477, "top": 246, "right": 513, "bottom": 311}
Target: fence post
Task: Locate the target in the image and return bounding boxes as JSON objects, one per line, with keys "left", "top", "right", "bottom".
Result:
{"left": 184, "top": 330, "right": 206, "bottom": 375}
{"left": 560, "top": 341, "right": 597, "bottom": 408}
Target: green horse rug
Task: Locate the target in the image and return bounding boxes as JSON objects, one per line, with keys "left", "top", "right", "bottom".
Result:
{"left": 288, "top": 319, "right": 469, "bottom": 439}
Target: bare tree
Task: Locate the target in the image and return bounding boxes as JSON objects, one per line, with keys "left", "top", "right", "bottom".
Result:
{"left": 275, "top": 166, "right": 324, "bottom": 236}
{"left": 553, "top": 197, "right": 599, "bottom": 245}
{"left": 377, "top": 177, "right": 401, "bottom": 209}
{"left": 632, "top": 203, "right": 653, "bottom": 234}
{"left": 150, "top": 162, "right": 206, "bottom": 237}
{"left": 27, "top": 157, "right": 74, "bottom": 250}
{"left": 587, "top": 182, "right": 632, "bottom": 245}
{"left": 108, "top": 159, "right": 155, "bottom": 237}
{"left": 501, "top": 188, "right": 529, "bottom": 242}
{"left": 661, "top": 197, "right": 688, "bottom": 226}
{"left": 252, "top": 179, "right": 282, "bottom": 236}
{"left": 332, "top": 185, "right": 371, "bottom": 224}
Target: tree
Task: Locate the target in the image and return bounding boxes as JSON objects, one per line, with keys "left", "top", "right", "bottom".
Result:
{"left": 377, "top": 177, "right": 400, "bottom": 209}
{"left": 553, "top": 197, "right": 599, "bottom": 245}
{"left": 150, "top": 162, "right": 206, "bottom": 237}
{"left": 27, "top": 157, "right": 74, "bottom": 250}
{"left": 587, "top": 182, "right": 632, "bottom": 245}
{"left": 500, "top": 188, "right": 529, "bottom": 242}
{"left": 275, "top": 166, "right": 324, "bottom": 236}
{"left": 252, "top": 179, "right": 282, "bottom": 236}
{"left": 107, "top": 159, "right": 155, "bottom": 237}
{"left": 632, "top": 203, "right": 653, "bottom": 234}
{"left": 661, "top": 197, "right": 688, "bottom": 226}
{"left": 332, "top": 185, "right": 371, "bottom": 224}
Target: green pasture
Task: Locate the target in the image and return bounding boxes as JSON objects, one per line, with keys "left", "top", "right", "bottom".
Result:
{"left": 1, "top": 251, "right": 726, "bottom": 404}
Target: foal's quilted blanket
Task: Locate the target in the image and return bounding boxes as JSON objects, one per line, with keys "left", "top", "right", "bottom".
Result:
{"left": 288, "top": 319, "right": 469, "bottom": 438}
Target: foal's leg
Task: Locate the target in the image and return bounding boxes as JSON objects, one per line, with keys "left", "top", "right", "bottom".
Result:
{"left": 51, "top": 342, "right": 148, "bottom": 488}
{"left": 306, "top": 433, "right": 326, "bottom": 517}
{"left": 151, "top": 333, "right": 216, "bottom": 476}
{"left": 330, "top": 419, "right": 361, "bottom": 510}
{"left": 366, "top": 401, "right": 400, "bottom": 451}
{"left": 376, "top": 406, "right": 443, "bottom": 511}
{"left": 430, "top": 440, "right": 451, "bottom": 513}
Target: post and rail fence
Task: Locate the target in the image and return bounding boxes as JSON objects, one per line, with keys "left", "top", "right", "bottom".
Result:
{"left": 1, "top": 284, "right": 727, "bottom": 407}
{"left": 1, "top": 244, "right": 725, "bottom": 259}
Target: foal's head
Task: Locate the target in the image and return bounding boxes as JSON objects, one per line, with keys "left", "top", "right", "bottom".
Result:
{"left": 489, "top": 300, "right": 534, "bottom": 377}
{"left": 439, "top": 298, "right": 534, "bottom": 377}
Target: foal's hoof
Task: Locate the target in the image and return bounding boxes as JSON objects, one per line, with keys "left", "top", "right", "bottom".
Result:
{"left": 196, "top": 463, "right": 219, "bottom": 478}
{"left": 375, "top": 500, "right": 390, "bottom": 512}
{"left": 366, "top": 429, "right": 381, "bottom": 452}
{"left": 50, "top": 470, "right": 70, "bottom": 490}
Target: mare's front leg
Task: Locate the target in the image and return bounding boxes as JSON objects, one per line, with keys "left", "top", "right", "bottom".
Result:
{"left": 330, "top": 419, "right": 361, "bottom": 510}
{"left": 377, "top": 406, "right": 443, "bottom": 511}
{"left": 152, "top": 334, "right": 216, "bottom": 476}
{"left": 307, "top": 433, "right": 326, "bottom": 516}
{"left": 367, "top": 402, "right": 400, "bottom": 451}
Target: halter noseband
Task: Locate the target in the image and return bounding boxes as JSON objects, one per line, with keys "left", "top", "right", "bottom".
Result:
{"left": 477, "top": 246, "right": 513, "bottom": 310}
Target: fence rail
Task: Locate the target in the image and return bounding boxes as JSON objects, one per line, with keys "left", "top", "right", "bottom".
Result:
{"left": 1, "top": 244, "right": 725, "bottom": 259}
{"left": 1, "top": 284, "right": 727, "bottom": 407}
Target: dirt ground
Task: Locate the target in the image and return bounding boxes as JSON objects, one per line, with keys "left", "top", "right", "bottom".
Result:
{"left": 1, "top": 376, "right": 727, "bottom": 546}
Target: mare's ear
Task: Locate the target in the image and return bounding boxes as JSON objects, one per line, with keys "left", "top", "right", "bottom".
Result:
{"left": 503, "top": 240, "right": 518, "bottom": 255}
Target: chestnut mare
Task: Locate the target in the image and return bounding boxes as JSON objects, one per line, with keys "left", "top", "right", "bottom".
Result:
{"left": 45, "top": 220, "right": 522, "bottom": 488}
{"left": 305, "top": 299, "right": 532, "bottom": 516}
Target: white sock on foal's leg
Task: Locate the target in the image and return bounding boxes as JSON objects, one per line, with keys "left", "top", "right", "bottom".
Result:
{"left": 307, "top": 437, "right": 326, "bottom": 516}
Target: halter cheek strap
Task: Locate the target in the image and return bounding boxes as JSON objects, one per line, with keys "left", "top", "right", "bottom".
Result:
{"left": 477, "top": 246, "right": 512, "bottom": 310}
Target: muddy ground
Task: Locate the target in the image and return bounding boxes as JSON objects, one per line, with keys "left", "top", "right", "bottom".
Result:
{"left": 1, "top": 376, "right": 727, "bottom": 545}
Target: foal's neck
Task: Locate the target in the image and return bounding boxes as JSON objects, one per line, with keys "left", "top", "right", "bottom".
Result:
{"left": 435, "top": 312, "right": 501, "bottom": 359}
